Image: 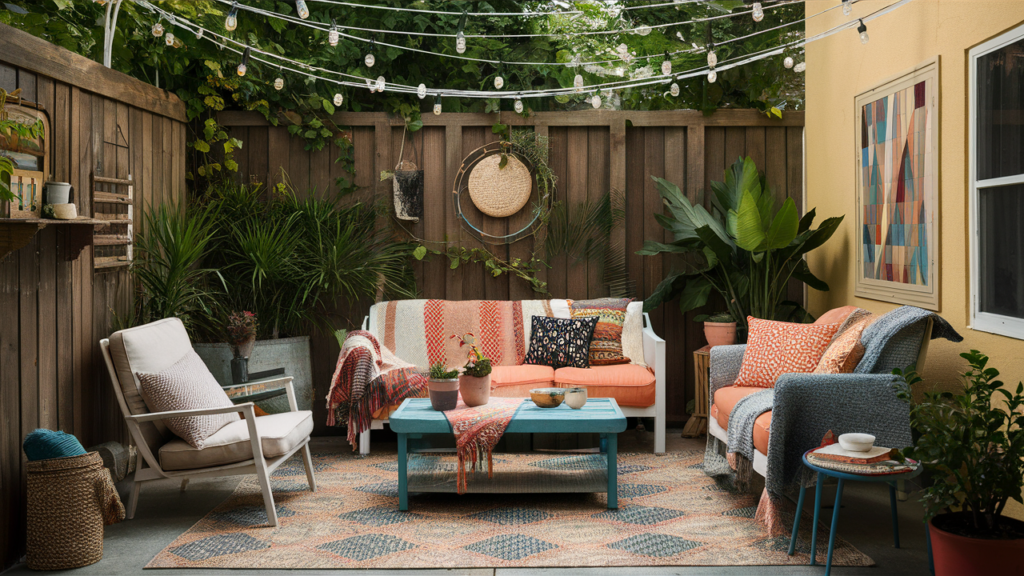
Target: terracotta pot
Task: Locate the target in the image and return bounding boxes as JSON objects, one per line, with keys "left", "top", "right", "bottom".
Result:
{"left": 428, "top": 378, "right": 459, "bottom": 411}
{"left": 459, "top": 374, "right": 491, "bottom": 407}
{"left": 928, "top": 514, "right": 1024, "bottom": 576}
{"left": 704, "top": 321, "right": 737, "bottom": 347}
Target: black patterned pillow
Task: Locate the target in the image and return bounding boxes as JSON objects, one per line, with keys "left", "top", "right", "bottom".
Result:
{"left": 523, "top": 315, "right": 598, "bottom": 369}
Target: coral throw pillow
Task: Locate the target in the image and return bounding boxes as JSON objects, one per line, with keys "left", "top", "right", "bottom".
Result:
{"left": 571, "top": 297, "right": 633, "bottom": 365}
{"left": 733, "top": 317, "right": 842, "bottom": 388}
{"left": 814, "top": 313, "right": 878, "bottom": 374}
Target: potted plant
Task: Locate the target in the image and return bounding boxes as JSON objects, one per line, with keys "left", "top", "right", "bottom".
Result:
{"left": 225, "top": 311, "right": 258, "bottom": 383}
{"left": 894, "top": 351, "right": 1024, "bottom": 576}
{"left": 427, "top": 362, "right": 460, "bottom": 411}
{"left": 453, "top": 333, "right": 492, "bottom": 407}
{"left": 700, "top": 311, "right": 737, "bottom": 347}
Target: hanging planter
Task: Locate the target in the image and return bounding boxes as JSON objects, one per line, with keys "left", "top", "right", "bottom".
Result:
{"left": 393, "top": 160, "right": 423, "bottom": 221}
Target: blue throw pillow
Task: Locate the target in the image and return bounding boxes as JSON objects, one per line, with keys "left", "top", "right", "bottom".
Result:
{"left": 23, "top": 429, "right": 87, "bottom": 462}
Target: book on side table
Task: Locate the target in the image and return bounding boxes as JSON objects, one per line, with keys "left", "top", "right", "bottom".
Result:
{"left": 807, "top": 444, "right": 916, "bottom": 475}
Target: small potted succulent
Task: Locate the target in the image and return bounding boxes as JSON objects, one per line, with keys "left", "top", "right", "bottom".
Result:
{"left": 427, "top": 362, "right": 460, "bottom": 411}
{"left": 700, "top": 311, "right": 737, "bottom": 347}
{"left": 452, "top": 333, "right": 492, "bottom": 407}
{"left": 225, "top": 311, "right": 258, "bottom": 383}
{"left": 894, "top": 351, "right": 1024, "bottom": 576}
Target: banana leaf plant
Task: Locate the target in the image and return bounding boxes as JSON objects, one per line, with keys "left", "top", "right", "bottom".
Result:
{"left": 639, "top": 156, "right": 843, "bottom": 336}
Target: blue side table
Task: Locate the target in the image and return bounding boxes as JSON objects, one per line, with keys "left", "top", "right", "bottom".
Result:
{"left": 788, "top": 450, "right": 922, "bottom": 576}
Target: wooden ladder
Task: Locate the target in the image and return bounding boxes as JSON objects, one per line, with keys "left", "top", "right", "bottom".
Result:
{"left": 92, "top": 174, "right": 133, "bottom": 269}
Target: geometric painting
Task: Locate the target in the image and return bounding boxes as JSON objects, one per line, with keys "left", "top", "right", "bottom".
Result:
{"left": 854, "top": 58, "right": 939, "bottom": 310}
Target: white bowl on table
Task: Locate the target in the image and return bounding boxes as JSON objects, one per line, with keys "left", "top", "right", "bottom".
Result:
{"left": 837, "top": 433, "right": 876, "bottom": 452}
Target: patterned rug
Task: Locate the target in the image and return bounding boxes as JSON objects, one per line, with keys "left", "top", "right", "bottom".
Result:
{"left": 147, "top": 448, "right": 873, "bottom": 569}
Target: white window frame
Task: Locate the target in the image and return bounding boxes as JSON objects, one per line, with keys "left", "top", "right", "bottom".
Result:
{"left": 969, "top": 23, "right": 1024, "bottom": 339}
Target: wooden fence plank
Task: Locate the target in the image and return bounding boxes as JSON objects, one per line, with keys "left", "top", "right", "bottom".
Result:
{"left": 587, "top": 127, "right": 609, "bottom": 298}
{"left": 422, "top": 126, "right": 446, "bottom": 300}
{"left": 444, "top": 124, "right": 464, "bottom": 301}
{"left": 546, "top": 127, "right": 568, "bottom": 299}
{"left": 247, "top": 126, "right": 269, "bottom": 187}
{"left": 624, "top": 127, "right": 645, "bottom": 302}
{"left": 566, "top": 126, "right": 589, "bottom": 301}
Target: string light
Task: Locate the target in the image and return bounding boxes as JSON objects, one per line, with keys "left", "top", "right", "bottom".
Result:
{"left": 225, "top": 1, "right": 239, "bottom": 31}
{"left": 494, "top": 62, "right": 504, "bottom": 90}
{"left": 661, "top": 52, "right": 672, "bottom": 76}
{"left": 417, "top": 83, "right": 427, "bottom": 99}
{"left": 334, "top": 92, "right": 344, "bottom": 106}
{"left": 707, "top": 44, "right": 718, "bottom": 68}
{"left": 329, "top": 20, "right": 339, "bottom": 46}
{"left": 365, "top": 37, "right": 375, "bottom": 67}
{"left": 670, "top": 82, "right": 679, "bottom": 97}
{"left": 574, "top": 73, "right": 584, "bottom": 91}
{"left": 591, "top": 91, "right": 602, "bottom": 109}
{"left": 165, "top": 30, "right": 175, "bottom": 46}
{"left": 237, "top": 46, "right": 250, "bottom": 76}
{"left": 456, "top": 10, "right": 468, "bottom": 54}
{"left": 794, "top": 61, "right": 806, "bottom": 73}
{"left": 376, "top": 76, "right": 386, "bottom": 92}
{"left": 151, "top": 19, "right": 164, "bottom": 37}
{"left": 783, "top": 56, "right": 794, "bottom": 68}
{"left": 195, "top": 28, "right": 204, "bottom": 40}
{"left": 857, "top": 19, "right": 869, "bottom": 44}
{"left": 274, "top": 67, "right": 284, "bottom": 90}
{"left": 514, "top": 96, "right": 524, "bottom": 113}
{"left": 433, "top": 94, "right": 442, "bottom": 115}
{"left": 842, "top": 0, "right": 852, "bottom": 16}
{"left": 296, "top": 0, "right": 310, "bottom": 19}
{"left": 707, "top": 69, "right": 717, "bottom": 83}
{"left": 752, "top": 2, "right": 764, "bottom": 22}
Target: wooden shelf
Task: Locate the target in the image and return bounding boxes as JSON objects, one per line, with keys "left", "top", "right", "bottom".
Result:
{"left": 0, "top": 217, "right": 108, "bottom": 262}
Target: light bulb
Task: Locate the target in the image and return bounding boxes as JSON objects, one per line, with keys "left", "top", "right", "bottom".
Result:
{"left": 708, "top": 70, "right": 717, "bottom": 83}
{"left": 433, "top": 98, "right": 442, "bottom": 116}
{"left": 94, "top": 0, "right": 107, "bottom": 4}
{"left": 274, "top": 77, "right": 284, "bottom": 90}
{"left": 591, "top": 93, "right": 602, "bottom": 109}
{"left": 494, "top": 75, "right": 504, "bottom": 90}
{"left": 366, "top": 78, "right": 375, "bottom": 93}
{"left": 165, "top": 31, "right": 175, "bottom": 46}
{"left": 237, "top": 47, "right": 250, "bottom": 77}
{"left": 376, "top": 76, "right": 386, "bottom": 92}
{"left": 670, "top": 83, "right": 679, "bottom": 97}
{"left": 236, "top": 63, "right": 246, "bottom": 76}
{"left": 334, "top": 93, "right": 343, "bottom": 106}
{"left": 661, "top": 59, "right": 672, "bottom": 76}
{"left": 514, "top": 98, "right": 524, "bottom": 114}
{"left": 858, "top": 20, "right": 869, "bottom": 44}
{"left": 417, "top": 84, "right": 427, "bottom": 99}
{"left": 794, "top": 62, "right": 806, "bottom": 73}
{"left": 195, "top": 28, "right": 204, "bottom": 40}
{"left": 456, "top": 31, "right": 466, "bottom": 54}
{"left": 842, "top": 0, "right": 852, "bottom": 16}
{"left": 151, "top": 22, "right": 164, "bottom": 37}
{"left": 172, "top": 37, "right": 183, "bottom": 48}
{"left": 752, "top": 2, "right": 764, "bottom": 22}
{"left": 574, "top": 74, "right": 584, "bottom": 91}
{"left": 784, "top": 56, "right": 794, "bottom": 69}
{"left": 365, "top": 52, "right": 375, "bottom": 67}
{"left": 329, "top": 28, "right": 339, "bottom": 47}
{"left": 225, "top": 2, "right": 239, "bottom": 31}
{"left": 296, "top": 0, "right": 310, "bottom": 19}
{"left": 707, "top": 49, "right": 717, "bottom": 68}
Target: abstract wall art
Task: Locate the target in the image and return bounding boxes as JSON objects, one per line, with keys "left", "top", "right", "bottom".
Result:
{"left": 854, "top": 58, "right": 940, "bottom": 310}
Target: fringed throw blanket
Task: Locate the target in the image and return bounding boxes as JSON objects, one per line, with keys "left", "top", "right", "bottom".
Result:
{"left": 443, "top": 398, "right": 524, "bottom": 494}
{"left": 325, "top": 330, "right": 428, "bottom": 449}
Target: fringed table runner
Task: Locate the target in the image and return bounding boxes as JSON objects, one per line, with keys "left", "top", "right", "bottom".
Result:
{"left": 443, "top": 397, "right": 524, "bottom": 494}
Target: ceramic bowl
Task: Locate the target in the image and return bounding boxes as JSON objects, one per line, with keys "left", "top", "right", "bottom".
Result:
{"left": 564, "top": 387, "right": 588, "bottom": 409}
{"left": 838, "top": 433, "right": 876, "bottom": 452}
{"left": 530, "top": 387, "right": 565, "bottom": 408}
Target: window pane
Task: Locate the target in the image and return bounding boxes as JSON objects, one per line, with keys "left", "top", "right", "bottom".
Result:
{"left": 979, "top": 184, "right": 1024, "bottom": 319}
{"left": 977, "top": 37, "right": 1024, "bottom": 180}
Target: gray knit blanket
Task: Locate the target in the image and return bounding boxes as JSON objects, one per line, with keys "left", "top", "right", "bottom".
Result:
{"left": 727, "top": 388, "right": 773, "bottom": 463}
{"left": 855, "top": 306, "right": 963, "bottom": 374}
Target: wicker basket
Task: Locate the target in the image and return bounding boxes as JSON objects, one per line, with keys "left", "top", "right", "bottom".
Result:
{"left": 26, "top": 451, "right": 124, "bottom": 570}
{"left": 467, "top": 154, "right": 532, "bottom": 218}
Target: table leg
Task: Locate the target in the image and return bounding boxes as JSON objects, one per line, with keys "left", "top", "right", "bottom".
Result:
{"left": 788, "top": 483, "right": 807, "bottom": 556}
{"left": 398, "top": 433, "right": 408, "bottom": 511}
{"left": 889, "top": 482, "right": 900, "bottom": 548}
{"left": 824, "top": 478, "right": 845, "bottom": 576}
{"left": 606, "top": 433, "right": 618, "bottom": 509}
{"left": 810, "top": 472, "right": 824, "bottom": 566}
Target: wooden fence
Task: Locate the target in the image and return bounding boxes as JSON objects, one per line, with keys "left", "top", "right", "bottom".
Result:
{"left": 218, "top": 109, "right": 805, "bottom": 437}
{"left": 0, "top": 24, "right": 188, "bottom": 570}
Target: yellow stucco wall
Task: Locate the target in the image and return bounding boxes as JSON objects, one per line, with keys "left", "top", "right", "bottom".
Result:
{"left": 804, "top": 0, "right": 1024, "bottom": 518}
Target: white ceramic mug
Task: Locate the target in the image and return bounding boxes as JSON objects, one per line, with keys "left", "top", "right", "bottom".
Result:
{"left": 44, "top": 181, "right": 73, "bottom": 205}
{"left": 564, "top": 387, "right": 588, "bottom": 409}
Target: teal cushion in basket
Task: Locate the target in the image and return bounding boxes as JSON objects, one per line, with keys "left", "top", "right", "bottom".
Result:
{"left": 23, "top": 429, "right": 87, "bottom": 462}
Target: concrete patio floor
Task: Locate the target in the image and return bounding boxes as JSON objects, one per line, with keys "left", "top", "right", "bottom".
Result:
{"left": 5, "top": 429, "right": 932, "bottom": 575}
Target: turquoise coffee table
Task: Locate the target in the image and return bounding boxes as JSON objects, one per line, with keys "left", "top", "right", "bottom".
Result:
{"left": 389, "top": 397, "right": 627, "bottom": 511}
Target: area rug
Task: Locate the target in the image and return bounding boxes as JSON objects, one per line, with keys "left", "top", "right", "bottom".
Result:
{"left": 147, "top": 448, "right": 873, "bottom": 569}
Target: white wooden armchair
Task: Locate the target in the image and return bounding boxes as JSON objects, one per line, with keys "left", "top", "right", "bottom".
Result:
{"left": 100, "top": 317, "right": 316, "bottom": 527}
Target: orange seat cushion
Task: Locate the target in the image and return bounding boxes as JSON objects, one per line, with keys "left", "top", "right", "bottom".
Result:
{"left": 553, "top": 364, "right": 656, "bottom": 407}
{"left": 734, "top": 317, "right": 841, "bottom": 388}
{"left": 753, "top": 411, "right": 771, "bottom": 455}
{"left": 491, "top": 365, "right": 555, "bottom": 388}
{"left": 712, "top": 386, "right": 763, "bottom": 430}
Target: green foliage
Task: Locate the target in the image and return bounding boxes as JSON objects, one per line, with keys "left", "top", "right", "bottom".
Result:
{"left": 705, "top": 311, "right": 734, "bottom": 323}
{"left": 429, "top": 362, "right": 459, "bottom": 380}
{"left": 640, "top": 157, "right": 842, "bottom": 334}
{"left": 463, "top": 356, "right": 492, "bottom": 378}
{"left": 894, "top": 351, "right": 1024, "bottom": 534}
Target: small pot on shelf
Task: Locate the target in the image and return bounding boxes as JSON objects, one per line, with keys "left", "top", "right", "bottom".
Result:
{"left": 702, "top": 312, "right": 737, "bottom": 347}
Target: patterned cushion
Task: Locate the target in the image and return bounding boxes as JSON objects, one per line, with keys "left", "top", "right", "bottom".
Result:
{"left": 814, "top": 313, "right": 878, "bottom": 374}
{"left": 137, "top": 350, "right": 240, "bottom": 449}
{"left": 523, "top": 316, "right": 598, "bottom": 369}
{"left": 733, "top": 317, "right": 842, "bottom": 388}
{"left": 571, "top": 298, "right": 633, "bottom": 365}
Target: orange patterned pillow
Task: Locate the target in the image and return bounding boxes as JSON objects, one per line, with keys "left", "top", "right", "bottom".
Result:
{"left": 813, "top": 313, "right": 878, "bottom": 374}
{"left": 733, "top": 317, "right": 842, "bottom": 388}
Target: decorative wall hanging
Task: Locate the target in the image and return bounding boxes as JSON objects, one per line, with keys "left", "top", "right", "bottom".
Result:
{"left": 92, "top": 125, "right": 135, "bottom": 270}
{"left": 452, "top": 140, "right": 551, "bottom": 245}
{"left": 0, "top": 101, "right": 49, "bottom": 219}
{"left": 392, "top": 129, "right": 423, "bottom": 221}
{"left": 854, "top": 57, "right": 940, "bottom": 310}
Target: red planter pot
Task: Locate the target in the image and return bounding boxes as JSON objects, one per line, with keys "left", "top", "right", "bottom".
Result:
{"left": 703, "top": 321, "right": 737, "bottom": 347}
{"left": 929, "top": 515, "right": 1024, "bottom": 576}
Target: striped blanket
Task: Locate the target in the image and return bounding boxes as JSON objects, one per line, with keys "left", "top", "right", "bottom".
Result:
{"left": 325, "top": 330, "right": 428, "bottom": 449}
{"left": 444, "top": 397, "right": 524, "bottom": 494}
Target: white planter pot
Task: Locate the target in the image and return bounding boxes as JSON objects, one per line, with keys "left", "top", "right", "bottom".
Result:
{"left": 194, "top": 336, "right": 313, "bottom": 413}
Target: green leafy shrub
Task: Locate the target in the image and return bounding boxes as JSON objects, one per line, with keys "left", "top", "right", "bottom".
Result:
{"left": 894, "top": 351, "right": 1024, "bottom": 537}
{"left": 463, "top": 357, "right": 492, "bottom": 378}
{"left": 428, "top": 362, "right": 459, "bottom": 381}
